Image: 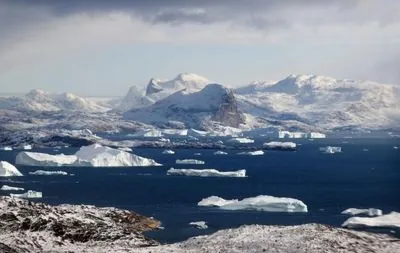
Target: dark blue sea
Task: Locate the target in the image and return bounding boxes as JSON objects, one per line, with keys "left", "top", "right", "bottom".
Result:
{"left": 1, "top": 138, "right": 399, "bottom": 243}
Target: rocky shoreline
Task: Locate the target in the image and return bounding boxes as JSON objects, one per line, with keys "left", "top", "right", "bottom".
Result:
{"left": 1, "top": 197, "right": 399, "bottom": 253}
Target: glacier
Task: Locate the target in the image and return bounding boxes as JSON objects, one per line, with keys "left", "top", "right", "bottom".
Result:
{"left": 0, "top": 161, "right": 23, "bottom": 177}
{"left": 175, "top": 159, "right": 205, "bottom": 165}
{"left": 198, "top": 195, "right": 308, "bottom": 212}
{"left": 16, "top": 144, "right": 161, "bottom": 167}
{"left": 342, "top": 212, "right": 400, "bottom": 229}
{"left": 167, "top": 168, "right": 246, "bottom": 177}
{"left": 341, "top": 208, "right": 383, "bottom": 217}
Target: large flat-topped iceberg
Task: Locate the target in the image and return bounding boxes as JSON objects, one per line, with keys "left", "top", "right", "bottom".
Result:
{"left": 16, "top": 144, "right": 161, "bottom": 167}
{"left": 341, "top": 208, "right": 382, "bottom": 217}
{"left": 264, "top": 141, "right": 296, "bottom": 150}
{"left": 0, "top": 161, "right": 23, "bottom": 177}
{"left": 176, "top": 159, "right": 205, "bottom": 165}
{"left": 198, "top": 195, "right": 308, "bottom": 212}
{"left": 228, "top": 138, "right": 254, "bottom": 144}
{"left": 167, "top": 168, "right": 246, "bottom": 177}
{"left": 342, "top": 212, "right": 400, "bottom": 229}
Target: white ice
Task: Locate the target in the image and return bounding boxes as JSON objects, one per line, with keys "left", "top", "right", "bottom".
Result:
{"left": 29, "top": 170, "right": 69, "bottom": 176}
{"left": 176, "top": 159, "right": 205, "bottom": 165}
{"left": 198, "top": 195, "right": 308, "bottom": 212}
{"left": 237, "top": 150, "right": 264, "bottom": 156}
{"left": 16, "top": 144, "right": 161, "bottom": 167}
{"left": 0, "top": 161, "right": 23, "bottom": 177}
{"left": 118, "top": 147, "right": 132, "bottom": 152}
{"left": 228, "top": 138, "right": 254, "bottom": 144}
{"left": 214, "top": 151, "right": 228, "bottom": 155}
{"left": 342, "top": 212, "right": 400, "bottom": 229}
{"left": 162, "top": 149, "right": 175, "bottom": 155}
{"left": 263, "top": 141, "right": 296, "bottom": 150}
{"left": 189, "top": 221, "right": 208, "bottom": 229}
{"left": 1, "top": 147, "right": 13, "bottom": 151}
{"left": 320, "top": 146, "right": 342, "bottom": 153}
{"left": 167, "top": 168, "right": 246, "bottom": 177}
{"left": 0, "top": 185, "right": 24, "bottom": 191}
{"left": 10, "top": 190, "right": 42, "bottom": 199}
{"left": 341, "top": 208, "right": 383, "bottom": 217}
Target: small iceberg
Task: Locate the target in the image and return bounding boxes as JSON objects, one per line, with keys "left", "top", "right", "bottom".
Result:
{"left": 176, "top": 159, "right": 205, "bottom": 165}
{"left": 16, "top": 144, "right": 161, "bottom": 167}
{"left": 320, "top": 146, "right": 342, "bottom": 154}
{"left": 29, "top": 170, "right": 69, "bottom": 176}
{"left": 0, "top": 185, "right": 24, "bottom": 191}
{"left": 237, "top": 150, "right": 264, "bottom": 156}
{"left": 193, "top": 153, "right": 202, "bottom": 156}
{"left": 342, "top": 212, "right": 400, "bottom": 229}
{"left": 228, "top": 138, "right": 254, "bottom": 144}
{"left": 10, "top": 190, "right": 42, "bottom": 199}
{"left": 341, "top": 208, "right": 383, "bottom": 217}
{"left": 0, "top": 161, "right": 23, "bottom": 177}
{"left": 214, "top": 151, "right": 228, "bottom": 155}
{"left": 167, "top": 168, "right": 246, "bottom": 177}
{"left": 23, "top": 145, "right": 32, "bottom": 150}
{"left": 362, "top": 148, "right": 369, "bottom": 152}
{"left": 394, "top": 146, "right": 398, "bottom": 150}
{"left": 1, "top": 147, "right": 12, "bottom": 151}
{"left": 198, "top": 195, "right": 308, "bottom": 212}
{"left": 189, "top": 221, "right": 208, "bottom": 229}
{"left": 263, "top": 141, "right": 296, "bottom": 150}
{"left": 162, "top": 149, "right": 175, "bottom": 155}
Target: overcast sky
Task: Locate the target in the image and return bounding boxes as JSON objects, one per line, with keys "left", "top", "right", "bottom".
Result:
{"left": 0, "top": 0, "right": 399, "bottom": 96}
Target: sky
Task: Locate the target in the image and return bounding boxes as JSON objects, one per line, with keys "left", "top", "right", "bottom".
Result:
{"left": 0, "top": 0, "right": 399, "bottom": 96}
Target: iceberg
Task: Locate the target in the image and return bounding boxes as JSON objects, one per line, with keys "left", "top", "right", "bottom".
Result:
{"left": 193, "top": 153, "right": 202, "bottom": 156}
{"left": 10, "top": 190, "right": 42, "bottom": 199}
{"left": 176, "top": 159, "right": 205, "bottom": 165}
{"left": 279, "top": 131, "right": 307, "bottom": 139}
{"left": 167, "top": 168, "right": 246, "bottom": 177}
{"left": 0, "top": 185, "right": 24, "bottom": 191}
{"left": 198, "top": 195, "right": 308, "bottom": 212}
{"left": 29, "top": 170, "right": 69, "bottom": 176}
{"left": 1, "top": 146, "right": 12, "bottom": 151}
{"left": 162, "top": 149, "right": 175, "bottom": 155}
{"left": 320, "top": 146, "right": 342, "bottom": 154}
{"left": 118, "top": 147, "right": 133, "bottom": 152}
{"left": 394, "top": 146, "right": 398, "bottom": 150}
{"left": 342, "top": 212, "right": 400, "bottom": 229}
{"left": 263, "top": 141, "right": 296, "bottom": 150}
{"left": 214, "top": 151, "right": 228, "bottom": 155}
{"left": 23, "top": 145, "right": 32, "bottom": 150}
{"left": 189, "top": 221, "right": 208, "bottom": 229}
{"left": 341, "top": 208, "right": 383, "bottom": 217}
{"left": 228, "top": 138, "right": 254, "bottom": 144}
{"left": 237, "top": 150, "right": 264, "bottom": 156}
{"left": 309, "top": 132, "right": 326, "bottom": 138}
{"left": 0, "top": 161, "right": 23, "bottom": 177}
{"left": 16, "top": 144, "right": 161, "bottom": 167}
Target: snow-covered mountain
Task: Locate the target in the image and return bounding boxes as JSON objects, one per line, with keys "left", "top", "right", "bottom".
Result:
{"left": 123, "top": 83, "right": 245, "bottom": 129}
{"left": 114, "top": 86, "right": 152, "bottom": 112}
{"left": 235, "top": 74, "right": 400, "bottom": 129}
{"left": 0, "top": 89, "right": 110, "bottom": 112}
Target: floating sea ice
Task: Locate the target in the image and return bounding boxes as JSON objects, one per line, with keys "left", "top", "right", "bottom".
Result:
{"left": 342, "top": 212, "right": 400, "bottom": 229}
{"left": 320, "top": 146, "right": 342, "bottom": 154}
{"left": 0, "top": 185, "right": 24, "bottom": 191}
{"left": 10, "top": 190, "right": 42, "bottom": 199}
{"left": 176, "top": 159, "right": 205, "bottom": 165}
{"left": 263, "top": 142, "right": 296, "bottom": 150}
{"left": 167, "top": 168, "right": 246, "bottom": 177}
{"left": 29, "top": 170, "right": 69, "bottom": 176}
{"left": 189, "top": 221, "right": 208, "bottom": 229}
{"left": 214, "top": 151, "right": 228, "bottom": 155}
{"left": 237, "top": 150, "right": 264, "bottom": 156}
{"left": 228, "top": 138, "right": 254, "bottom": 144}
{"left": 198, "top": 195, "right": 308, "bottom": 213}
{"left": 162, "top": 149, "right": 175, "bottom": 155}
{"left": 0, "top": 161, "right": 23, "bottom": 177}
{"left": 341, "top": 208, "right": 383, "bottom": 217}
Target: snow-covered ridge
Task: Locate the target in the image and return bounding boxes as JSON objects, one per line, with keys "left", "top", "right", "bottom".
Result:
{"left": 198, "top": 195, "right": 308, "bottom": 212}
{"left": 167, "top": 168, "right": 246, "bottom": 177}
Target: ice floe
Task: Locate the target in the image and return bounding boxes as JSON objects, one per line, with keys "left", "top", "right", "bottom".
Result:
{"left": 0, "top": 146, "right": 12, "bottom": 151}
{"left": 162, "top": 149, "right": 175, "bottom": 155}
{"left": 0, "top": 185, "right": 24, "bottom": 191}
{"left": 342, "top": 212, "right": 400, "bottom": 229}
{"left": 189, "top": 221, "right": 208, "bottom": 229}
{"left": 16, "top": 144, "right": 161, "bottom": 167}
{"left": 176, "top": 159, "right": 205, "bottom": 165}
{"left": 198, "top": 195, "right": 308, "bottom": 212}
{"left": 214, "top": 151, "right": 228, "bottom": 155}
{"left": 0, "top": 161, "right": 23, "bottom": 177}
{"left": 23, "top": 145, "right": 32, "bottom": 150}
{"left": 237, "top": 150, "right": 264, "bottom": 156}
{"left": 29, "top": 170, "right": 69, "bottom": 176}
{"left": 341, "top": 208, "right": 382, "bottom": 217}
{"left": 320, "top": 146, "right": 342, "bottom": 154}
{"left": 167, "top": 168, "right": 246, "bottom": 177}
{"left": 10, "top": 190, "right": 42, "bottom": 199}
{"left": 263, "top": 141, "right": 296, "bottom": 150}
{"left": 228, "top": 138, "right": 254, "bottom": 144}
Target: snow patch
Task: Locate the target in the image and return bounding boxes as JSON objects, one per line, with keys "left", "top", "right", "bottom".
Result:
{"left": 167, "top": 168, "right": 246, "bottom": 177}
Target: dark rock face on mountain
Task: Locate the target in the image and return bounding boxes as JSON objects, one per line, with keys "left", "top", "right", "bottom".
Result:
{"left": 0, "top": 197, "right": 160, "bottom": 252}
{"left": 211, "top": 89, "right": 245, "bottom": 128}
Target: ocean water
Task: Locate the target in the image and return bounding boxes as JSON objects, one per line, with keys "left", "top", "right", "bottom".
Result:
{"left": 1, "top": 138, "right": 399, "bottom": 243}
